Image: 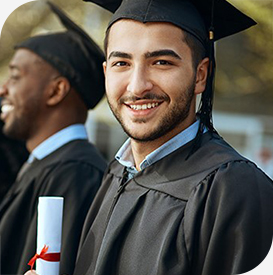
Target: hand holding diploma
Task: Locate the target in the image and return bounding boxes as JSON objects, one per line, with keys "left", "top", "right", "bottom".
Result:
{"left": 25, "top": 271, "right": 39, "bottom": 275}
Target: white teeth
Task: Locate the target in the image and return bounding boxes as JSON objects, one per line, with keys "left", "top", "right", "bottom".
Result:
{"left": 130, "top": 102, "right": 159, "bottom": 110}
{"left": 1, "top": 104, "right": 14, "bottom": 114}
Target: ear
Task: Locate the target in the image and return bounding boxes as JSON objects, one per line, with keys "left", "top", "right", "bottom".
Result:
{"left": 194, "top": 57, "right": 209, "bottom": 95}
{"left": 103, "top": 61, "right": 107, "bottom": 75}
{"left": 46, "top": 77, "right": 71, "bottom": 106}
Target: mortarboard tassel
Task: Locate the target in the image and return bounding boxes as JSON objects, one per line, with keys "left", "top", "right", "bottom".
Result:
{"left": 187, "top": 0, "right": 217, "bottom": 159}
{"left": 197, "top": 0, "right": 216, "bottom": 132}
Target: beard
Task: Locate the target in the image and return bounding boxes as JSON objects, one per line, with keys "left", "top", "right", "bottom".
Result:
{"left": 2, "top": 101, "right": 39, "bottom": 142}
{"left": 107, "top": 77, "right": 196, "bottom": 143}
{"left": 3, "top": 114, "right": 32, "bottom": 141}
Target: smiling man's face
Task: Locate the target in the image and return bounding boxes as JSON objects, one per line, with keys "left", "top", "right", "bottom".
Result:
{"left": 0, "top": 49, "right": 53, "bottom": 141}
{"left": 104, "top": 19, "right": 207, "bottom": 144}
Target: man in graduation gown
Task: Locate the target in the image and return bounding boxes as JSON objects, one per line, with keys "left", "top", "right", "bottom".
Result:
{"left": 27, "top": 0, "right": 273, "bottom": 275}
{"left": 0, "top": 3, "right": 107, "bottom": 275}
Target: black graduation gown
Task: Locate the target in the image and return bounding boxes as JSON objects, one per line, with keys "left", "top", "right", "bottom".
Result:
{"left": 0, "top": 139, "right": 107, "bottom": 275}
{"left": 73, "top": 132, "right": 273, "bottom": 275}
{"left": 0, "top": 121, "right": 29, "bottom": 201}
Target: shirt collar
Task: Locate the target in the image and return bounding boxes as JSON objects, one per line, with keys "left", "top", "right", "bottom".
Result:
{"left": 28, "top": 124, "right": 88, "bottom": 163}
{"left": 115, "top": 120, "right": 201, "bottom": 170}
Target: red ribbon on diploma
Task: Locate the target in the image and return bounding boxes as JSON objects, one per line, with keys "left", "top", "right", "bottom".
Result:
{"left": 28, "top": 245, "right": 61, "bottom": 270}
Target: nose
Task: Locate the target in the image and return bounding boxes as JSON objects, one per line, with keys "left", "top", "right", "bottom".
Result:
{"left": 127, "top": 66, "right": 153, "bottom": 97}
{"left": 0, "top": 82, "right": 8, "bottom": 98}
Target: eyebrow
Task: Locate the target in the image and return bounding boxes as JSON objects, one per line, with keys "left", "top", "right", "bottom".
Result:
{"left": 145, "top": 49, "right": 182, "bottom": 60}
{"left": 108, "top": 51, "right": 133, "bottom": 60}
{"left": 9, "top": 64, "right": 20, "bottom": 71}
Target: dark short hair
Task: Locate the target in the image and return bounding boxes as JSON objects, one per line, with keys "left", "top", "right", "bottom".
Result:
{"left": 182, "top": 31, "right": 207, "bottom": 69}
{"left": 103, "top": 24, "right": 207, "bottom": 69}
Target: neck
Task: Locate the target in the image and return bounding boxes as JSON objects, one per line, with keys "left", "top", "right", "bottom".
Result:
{"left": 130, "top": 115, "right": 197, "bottom": 170}
{"left": 131, "top": 139, "right": 162, "bottom": 171}
{"left": 26, "top": 122, "right": 78, "bottom": 152}
{"left": 130, "top": 128, "right": 187, "bottom": 171}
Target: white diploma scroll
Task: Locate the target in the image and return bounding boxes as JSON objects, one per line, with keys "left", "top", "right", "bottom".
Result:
{"left": 36, "top": 196, "right": 64, "bottom": 275}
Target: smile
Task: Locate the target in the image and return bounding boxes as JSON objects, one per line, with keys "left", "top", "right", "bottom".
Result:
{"left": 1, "top": 104, "right": 14, "bottom": 114}
{"left": 129, "top": 102, "right": 159, "bottom": 110}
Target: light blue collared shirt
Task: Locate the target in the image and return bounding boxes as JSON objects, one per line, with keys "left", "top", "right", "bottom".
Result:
{"left": 27, "top": 124, "right": 88, "bottom": 163}
{"left": 115, "top": 120, "right": 201, "bottom": 179}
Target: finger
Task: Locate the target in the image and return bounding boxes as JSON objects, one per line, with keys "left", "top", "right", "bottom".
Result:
{"left": 25, "top": 270, "right": 39, "bottom": 275}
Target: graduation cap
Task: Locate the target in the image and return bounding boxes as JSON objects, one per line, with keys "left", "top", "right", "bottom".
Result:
{"left": 85, "top": 0, "right": 256, "bottom": 46}
{"left": 15, "top": 1, "right": 105, "bottom": 109}
{"left": 84, "top": 0, "right": 256, "bottom": 134}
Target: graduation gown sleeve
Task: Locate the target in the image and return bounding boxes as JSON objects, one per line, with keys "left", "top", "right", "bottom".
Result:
{"left": 35, "top": 160, "right": 103, "bottom": 274}
{"left": 185, "top": 160, "right": 273, "bottom": 275}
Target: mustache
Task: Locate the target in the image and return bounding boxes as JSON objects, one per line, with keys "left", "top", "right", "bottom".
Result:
{"left": 119, "top": 93, "right": 169, "bottom": 104}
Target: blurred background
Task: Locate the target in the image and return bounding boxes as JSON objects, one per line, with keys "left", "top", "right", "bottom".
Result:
{"left": 0, "top": 0, "right": 272, "bottom": 178}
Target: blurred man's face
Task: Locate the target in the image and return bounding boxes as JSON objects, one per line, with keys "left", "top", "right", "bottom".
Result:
{"left": 0, "top": 49, "right": 53, "bottom": 141}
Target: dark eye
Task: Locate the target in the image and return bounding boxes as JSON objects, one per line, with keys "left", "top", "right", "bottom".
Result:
{"left": 154, "top": 60, "right": 173, "bottom": 65}
{"left": 113, "top": 61, "right": 128, "bottom": 67}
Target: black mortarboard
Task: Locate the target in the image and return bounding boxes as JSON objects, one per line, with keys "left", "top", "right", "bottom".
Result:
{"left": 15, "top": 1, "right": 105, "bottom": 109}
{"left": 85, "top": 0, "right": 256, "bottom": 47}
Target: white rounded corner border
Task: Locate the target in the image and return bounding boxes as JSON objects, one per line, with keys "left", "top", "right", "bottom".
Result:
{"left": 0, "top": 0, "right": 37, "bottom": 37}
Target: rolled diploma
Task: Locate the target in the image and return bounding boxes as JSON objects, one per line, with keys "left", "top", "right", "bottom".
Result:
{"left": 36, "top": 196, "right": 64, "bottom": 275}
